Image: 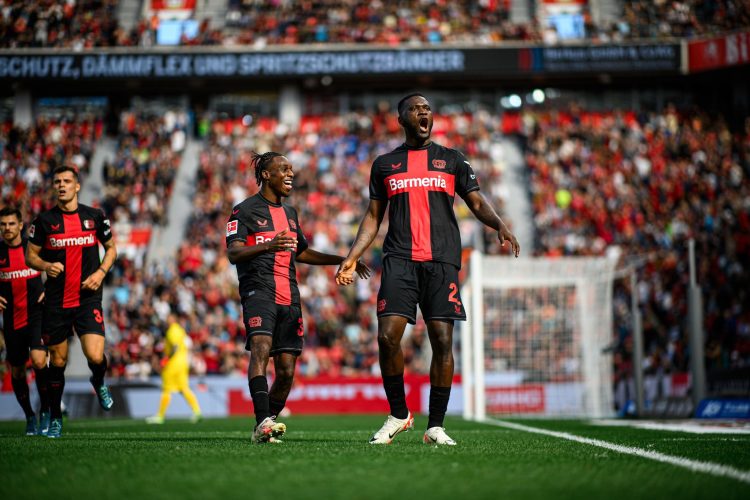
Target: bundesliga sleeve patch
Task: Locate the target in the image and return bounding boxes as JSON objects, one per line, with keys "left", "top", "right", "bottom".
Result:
{"left": 226, "top": 220, "right": 238, "bottom": 237}
{"left": 28, "top": 224, "right": 35, "bottom": 238}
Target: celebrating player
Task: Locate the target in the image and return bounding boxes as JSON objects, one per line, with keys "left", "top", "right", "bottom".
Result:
{"left": 0, "top": 206, "right": 50, "bottom": 435}
{"left": 336, "top": 94, "right": 520, "bottom": 445}
{"left": 146, "top": 313, "right": 202, "bottom": 424}
{"left": 226, "top": 151, "right": 370, "bottom": 444}
{"left": 26, "top": 166, "right": 118, "bottom": 438}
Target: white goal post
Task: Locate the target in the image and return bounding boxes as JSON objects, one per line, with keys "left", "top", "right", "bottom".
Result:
{"left": 461, "top": 251, "right": 618, "bottom": 420}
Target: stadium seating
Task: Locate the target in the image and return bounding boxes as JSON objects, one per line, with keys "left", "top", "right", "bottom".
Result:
{"left": 521, "top": 106, "right": 750, "bottom": 399}
{"left": 0, "top": 0, "right": 121, "bottom": 48}
{"left": 0, "top": 116, "right": 103, "bottom": 220}
{"left": 100, "top": 109, "right": 187, "bottom": 227}
{"left": 4, "top": 0, "right": 749, "bottom": 49}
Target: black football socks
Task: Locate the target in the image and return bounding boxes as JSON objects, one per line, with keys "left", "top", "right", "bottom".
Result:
{"left": 382, "top": 374, "right": 409, "bottom": 419}
{"left": 48, "top": 365, "right": 66, "bottom": 419}
{"left": 34, "top": 366, "right": 50, "bottom": 413}
{"left": 427, "top": 385, "right": 451, "bottom": 429}
{"left": 11, "top": 375, "right": 34, "bottom": 418}
{"left": 269, "top": 397, "right": 286, "bottom": 418}
{"left": 249, "top": 376, "right": 271, "bottom": 425}
{"left": 88, "top": 355, "right": 108, "bottom": 388}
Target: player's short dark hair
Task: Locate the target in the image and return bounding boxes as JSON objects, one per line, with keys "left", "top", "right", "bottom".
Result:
{"left": 53, "top": 165, "right": 80, "bottom": 181}
{"left": 0, "top": 206, "right": 22, "bottom": 220}
{"left": 397, "top": 93, "right": 428, "bottom": 117}
{"left": 251, "top": 151, "right": 284, "bottom": 186}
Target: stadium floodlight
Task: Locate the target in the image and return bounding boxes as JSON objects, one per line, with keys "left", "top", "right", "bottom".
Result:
{"left": 532, "top": 89, "right": 546, "bottom": 103}
{"left": 462, "top": 251, "right": 618, "bottom": 419}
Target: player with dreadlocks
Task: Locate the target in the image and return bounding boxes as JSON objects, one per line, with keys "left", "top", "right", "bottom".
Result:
{"left": 226, "top": 151, "right": 371, "bottom": 444}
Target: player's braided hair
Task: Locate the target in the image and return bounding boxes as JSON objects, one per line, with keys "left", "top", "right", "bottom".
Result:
{"left": 250, "top": 151, "right": 283, "bottom": 186}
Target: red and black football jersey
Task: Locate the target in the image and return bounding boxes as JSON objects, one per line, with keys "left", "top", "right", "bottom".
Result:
{"left": 0, "top": 239, "right": 43, "bottom": 330}
{"left": 369, "top": 141, "right": 480, "bottom": 267}
{"left": 29, "top": 205, "right": 112, "bottom": 309}
{"left": 226, "top": 193, "right": 309, "bottom": 305}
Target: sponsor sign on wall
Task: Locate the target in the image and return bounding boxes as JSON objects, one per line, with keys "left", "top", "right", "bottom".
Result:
{"left": 688, "top": 31, "right": 750, "bottom": 72}
{"left": 0, "top": 43, "right": 683, "bottom": 82}
{"left": 542, "top": 44, "right": 681, "bottom": 73}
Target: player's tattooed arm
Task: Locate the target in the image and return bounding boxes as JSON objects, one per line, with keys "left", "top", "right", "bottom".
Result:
{"left": 297, "top": 249, "right": 371, "bottom": 279}
{"left": 227, "top": 229, "right": 298, "bottom": 264}
{"left": 83, "top": 238, "right": 117, "bottom": 291}
{"left": 336, "top": 199, "right": 386, "bottom": 285}
{"left": 25, "top": 242, "right": 65, "bottom": 277}
{"left": 464, "top": 190, "right": 521, "bottom": 258}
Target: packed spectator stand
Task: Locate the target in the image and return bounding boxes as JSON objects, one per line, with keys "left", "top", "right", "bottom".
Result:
{"left": 0, "top": 115, "right": 103, "bottom": 220}
{"left": 3, "top": 0, "right": 750, "bottom": 49}
{"left": 520, "top": 106, "right": 750, "bottom": 408}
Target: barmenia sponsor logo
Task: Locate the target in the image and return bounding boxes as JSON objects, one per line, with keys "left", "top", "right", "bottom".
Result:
{"left": 0, "top": 268, "right": 41, "bottom": 280}
{"left": 49, "top": 234, "right": 96, "bottom": 247}
{"left": 388, "top": 176, "right": 446, "bottom": 191}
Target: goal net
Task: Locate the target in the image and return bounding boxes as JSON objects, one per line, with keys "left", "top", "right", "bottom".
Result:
{"left": 461, "top": 251, "right": 617, "bottom": 419}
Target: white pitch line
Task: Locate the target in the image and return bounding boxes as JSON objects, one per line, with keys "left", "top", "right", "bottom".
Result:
{"left": 484, "top": 418, "right": 750, "bottom": 485}
{"left": 590, "top": 419, "right": 750, "bottom": 435}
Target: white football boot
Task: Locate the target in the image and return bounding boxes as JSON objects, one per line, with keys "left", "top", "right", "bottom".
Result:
{"left": 423, "top": 427, "right": 457, "bottom": 446}
{"left": 368, "top": 412, "right": 414, "bottom": 444}
{"left": 252, "top": 416, "right": 287, "bottom": 444}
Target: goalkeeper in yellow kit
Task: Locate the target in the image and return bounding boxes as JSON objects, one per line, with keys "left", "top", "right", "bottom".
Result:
{"left": 146, "top": 314, "right": 202, "bottom": 423}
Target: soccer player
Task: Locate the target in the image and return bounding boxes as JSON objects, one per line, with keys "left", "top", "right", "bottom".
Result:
{"left": 146, "top": 313, "right": 202, "bottom": 424}
{"left": 226, "top": 151, "right": 370, "bottom": 444}
{"left": 0, "top": 206, "right": 50, "bottom": 435}
{"left": 336, "top": 94, "right": 520, "bottom": 446}
{"left": 26, "top": 166, "right": 118, "bottom": 438}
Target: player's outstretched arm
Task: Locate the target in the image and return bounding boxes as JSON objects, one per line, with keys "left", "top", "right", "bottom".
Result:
{"left": 26, "top": 242, "right": 65, "bottom": 277}
{"left": 464, "top": 190, "right": 521, "bottom": 258}
{"left": 82, "top": 238, "right": 117, "bottom": 291}
{"left": 227, "top": 229, "right": 298, "bottom": 264}
{"left": 336, "top": 199, "right": 386, "bottom": 286}
{"left": 296, "top": 249, "right": 371, "bottom": 279}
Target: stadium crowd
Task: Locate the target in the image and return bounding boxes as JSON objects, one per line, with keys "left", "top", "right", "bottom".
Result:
{"left": 100, "top": 109, "right": 187, "bottom": 228}
{"left": 522, "top": 105, "right": 750, "bottom": 401}
{"left": 0, "top": 0, "right": 120, "bottom": 49}
{"left": 622, "top": 0, "right": 750, "bottom": 39}
{"left": 3, "top": 0, "right": 749, "bottom": 49}
{"left": 0, "top": 115, "right": 102, "bottom": 221}
{"left": 105, "top": 107, "right": 507, "bottom": 379}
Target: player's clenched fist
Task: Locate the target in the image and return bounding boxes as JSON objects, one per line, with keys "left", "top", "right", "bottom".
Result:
{"left": 45, "top": 262, "right": 64, "bottom": 278}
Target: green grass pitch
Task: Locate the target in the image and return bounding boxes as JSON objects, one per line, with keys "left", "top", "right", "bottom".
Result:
{"left": 1, "top": 415, "right": 748, "bottom": 499}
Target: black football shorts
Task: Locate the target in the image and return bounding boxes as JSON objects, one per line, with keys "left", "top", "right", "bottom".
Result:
{"left": 242, "top": 297, "right": 304, "bottom": 356}
{"left": 377, "top": 256, "right": 467, "bottom": 324}
{"left": 4, "top": 313, "right": 45, "bottom": 366}
{"left": 42, "top": 300, "right": 106, "bottom": 346}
